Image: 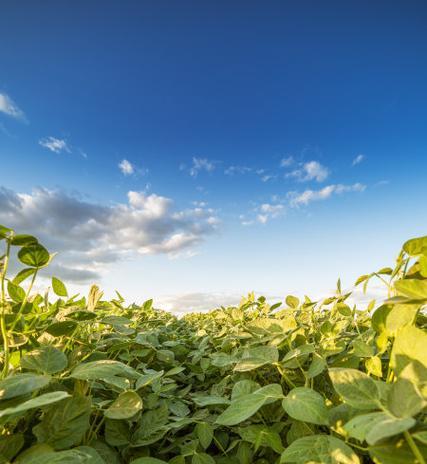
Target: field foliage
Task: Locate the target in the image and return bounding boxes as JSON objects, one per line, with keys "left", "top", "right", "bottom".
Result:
{"left": 0, "top": 224, "right": 427, "bottom": 463}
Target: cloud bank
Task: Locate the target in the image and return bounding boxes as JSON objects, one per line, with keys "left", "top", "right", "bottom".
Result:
{"left": 0, "top": 187, "right": 219, "bottom": 283}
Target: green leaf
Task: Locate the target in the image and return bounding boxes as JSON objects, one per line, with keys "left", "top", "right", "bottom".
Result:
{"left": 391, "top": 325, "right": 427, "bottom": 376}
{"left": 280, "top": 435, "right": 360, "bottom": 463}
{"left": 71, "top": 360, "right": 139, "bottom": 381}
{"left": 192, "top": 454, "right": 215, "bottom": 464}
{"left": 343, "top": 412, "right": 385, "bottom": 442}
{"left": 328, "top": 368, "right": 380, "bottom": 410}
{"left": 104, "top": 391, "right": 143, "bottom": 420}
{"left": 234, "top": 346, "right": 279, "bottom": 372}
{"left": 0, "top": 433, "right": 24, "bottom": 461}
{"left": 10, "top": 234, "right": 39, "bottom": 246}
{"left": 15, "top": 448, "right": 97, "bottom": 464}
{"left": 286, "top": 295, "right": 300, "bottom": 308}
{"left": 33, "top": 394, "right": 91, "bottom": 450}
{"left": 403, "top": 236, "right": 427, "bottom": 256}
{"left": 12, "top": 268, "right": 36, "bottom": 285}
{"left": 18, "top": 244, "right": 50, "bottom": 268}
{"left": 369, "top": 438, "right": 427, "bottom": 464}
{"left": 52, "top": 277, "right": 68, "bottom": 297}
{"left": 385, "top": 303, "right": 419, "bottom": 335}
{"left": 45, "top": 321, "right": 77, "bottom": 336}
{"left": 282, "top": 387, "right": 329, "bottom": 425}
{"left": 7, "top": 281, "right": 26, "bottom": 302}
{"left": 0, "top": 392, "right": 70, "bottom": 419}
{"left": 238, "top": 424, "right": 284, "bottom": 453}
{"left": 195, "top": 422, "right": 214, "bottom": 449}
{"left": 21, "top": 346, "right": 68, "bottom": 374}
{"left": 394, "top": 279, "right": 427, "bottom": 299}
{"left": 131, "top": 405, "right": 169, "bottom": 447}
{"left": 216, "top": 384, "right": 283, "bottom": 426}
{"left": 0, "top": 373, "right": 51, "bottom": 400}
{"left": 387, "top": 378, "right": 426, "bottom": 418}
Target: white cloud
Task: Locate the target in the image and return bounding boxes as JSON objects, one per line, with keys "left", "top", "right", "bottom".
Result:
{"left": 241, "top": 202, "right": 285, "bottom": 225}
{"left": 119, "top": 159, "right": 135, "bottom": 175}
{"left": 0, "top": 93, "right": 25, "bottom": 120}
{"left": 280, "top": 156, "right": 294, "bottom": 167}
{"left": 288, "top": 183, "right": 366, "bottom": 207}
{"left": 189, "top": 157, "right": 215, "bottom": 177}
{"left": 0, "top": 187, "right": 220, "bottom": 283}
{"left": 224, "top": 165, "right": 252, "bottom": 175}
{"left": 287, "top": 160, "right": 329, "bottom": 182}
{"left": 39, "top": 136, "right": 71, "bottom": 154}
{"left": 352, "top": 154, "right": 365, "bottom": 166}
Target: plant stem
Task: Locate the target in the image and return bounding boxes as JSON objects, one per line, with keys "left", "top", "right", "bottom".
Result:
{"left": 10, "top": 269, "right": 38, "bottom": 333}
{"left": 0, "top": 241, "right": 11, "bottom": 379}
{"left": 404, "top": 431, "right": 426, "bottom": 464}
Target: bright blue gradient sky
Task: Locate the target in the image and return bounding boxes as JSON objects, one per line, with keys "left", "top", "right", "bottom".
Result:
{"left": 1, "top": 1, "right": 426, "bottom": 310}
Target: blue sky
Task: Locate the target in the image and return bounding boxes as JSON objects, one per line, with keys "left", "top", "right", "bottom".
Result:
{"left": 1, "top": 1, "right": 427, "bottom": 311}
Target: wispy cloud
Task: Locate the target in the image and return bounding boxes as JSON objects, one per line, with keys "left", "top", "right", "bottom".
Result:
{"left": 0, "top": 92, "right": 26, "bottom": 120}
{"left": 286, "top": 160, "right": 329, "bottom": 182}
{"left": 224, "top": 165, "right": 252, "bottom": 176}
{"left": 256, "top": 203, "right": 284, "bottom": 224}
{"left": 240, "top": 202, "right": 285, "bottom": 225}
{"left": 0, "top": 187, "right": 220, "bottom": 283}
{"left": 280, "top": 156, "right": 294, "bottom": 168}
{"left": 118, "top": 159, "right": 135, "bottom": 175}
{"left": 39, "top": 136, "right": 71, "bottom": 154}
{"left": 288, "top": 183, "right": 366, "bottom": 207}
{"left": 352, "top": 154, "right": 365, "bottom": 166}
{"left": 188, "top": 157, "right": 216, "bottom": 177}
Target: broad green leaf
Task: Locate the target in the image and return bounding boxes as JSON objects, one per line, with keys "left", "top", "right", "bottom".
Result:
{"left": 234, "top": 345, "right": 279, "bottom": 372}
{"left": 195, "top": 422, "right": 213, "bottom": 449}
{"left": 282, "top": 344, "right": 315, "bottom": 368}
{"left": 280, "top": 435, "right": 360, "bottom": 463}
{"left": 0, "top": 373, "right": 51, "bottom": 400}
{"left": 0, "top": 391, "right": 70, "bottom": 419}
{"left": 16, "top": 448, "right": 97, "bottom": 464}
{"left": 403, "top": 236, "right": 427, "bottom": 256}
{"left": 131, "top": 405, "right": 169, "bottom": 447}
{"left": 70, "top": 360, "right": 139, "bottom": 380}
{"left": 328, "top": 368, "right": 380, "bottom": 410}
{"left": 344, "top": 411, "right": 415, "bottom": 445}
{"left": 45, "top": 321, "right": 77, "bottom": 336}
{"left": 369, "top": 438, "right": 427, "bottom": 464}
{"left": 21, "top": 346, "right": 68, "bottom": 374}
{"left": 394, "top": 279, "right": 427, "bottom": 299}
{"left": 238, "top": 424, "right": 284, "bottom": 453}
{"left": 385, "top": 303, "right": 419, "bottom": 334}
{"left": 192, "top": 454, "right": 215, "bottom": 464}
{"left": 33, "top": 394, "right": 91, "bottom": 450}
{"left": 7, "top": 281, "right": 26, "bottom": 302}
{"left": 364, "top": 415, "right": 415, "bottom": 445}
{"left": 231, "top": 380, "right": 260, "bottom": 400}
{"left": 12, "top": 268, "right": 36, "bottom": 285}
{"left": 10, "top": 234, "right": 38, "bottom": 246}
{"left": 282, "top": 387, "right": 329, "bottom": 425}
{"left": 18, "top": 244, "right": 50, "bottom": 268}
{"left": 307, "top": 353, "right": 326, "bottom": 378}
{"left": 216, "top": 384, "right": 283, "bottom": 426}
{"left": 343, "top": 412, "right": 385, "bottom": 442}
{"left": 104, "top": 391, "right": 143, "bottom": 419}
{"left": 0, "top": 433, "right": 24, "bottom": 461}
{"left": 391, "top": 325, "right": 427, "bottom": 376}
{"left": 286, "top": 295, "right": 300, "bottom": 308}
{"left": 52, "top": 277, "right": 68, "bottom": 297}
{"left": 387, "top": 377, "right": 426, "bottom": 417}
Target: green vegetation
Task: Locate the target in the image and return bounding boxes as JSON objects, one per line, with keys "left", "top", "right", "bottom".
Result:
{"left": 1, "top": 224, "right": 427, "bottom": 464}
